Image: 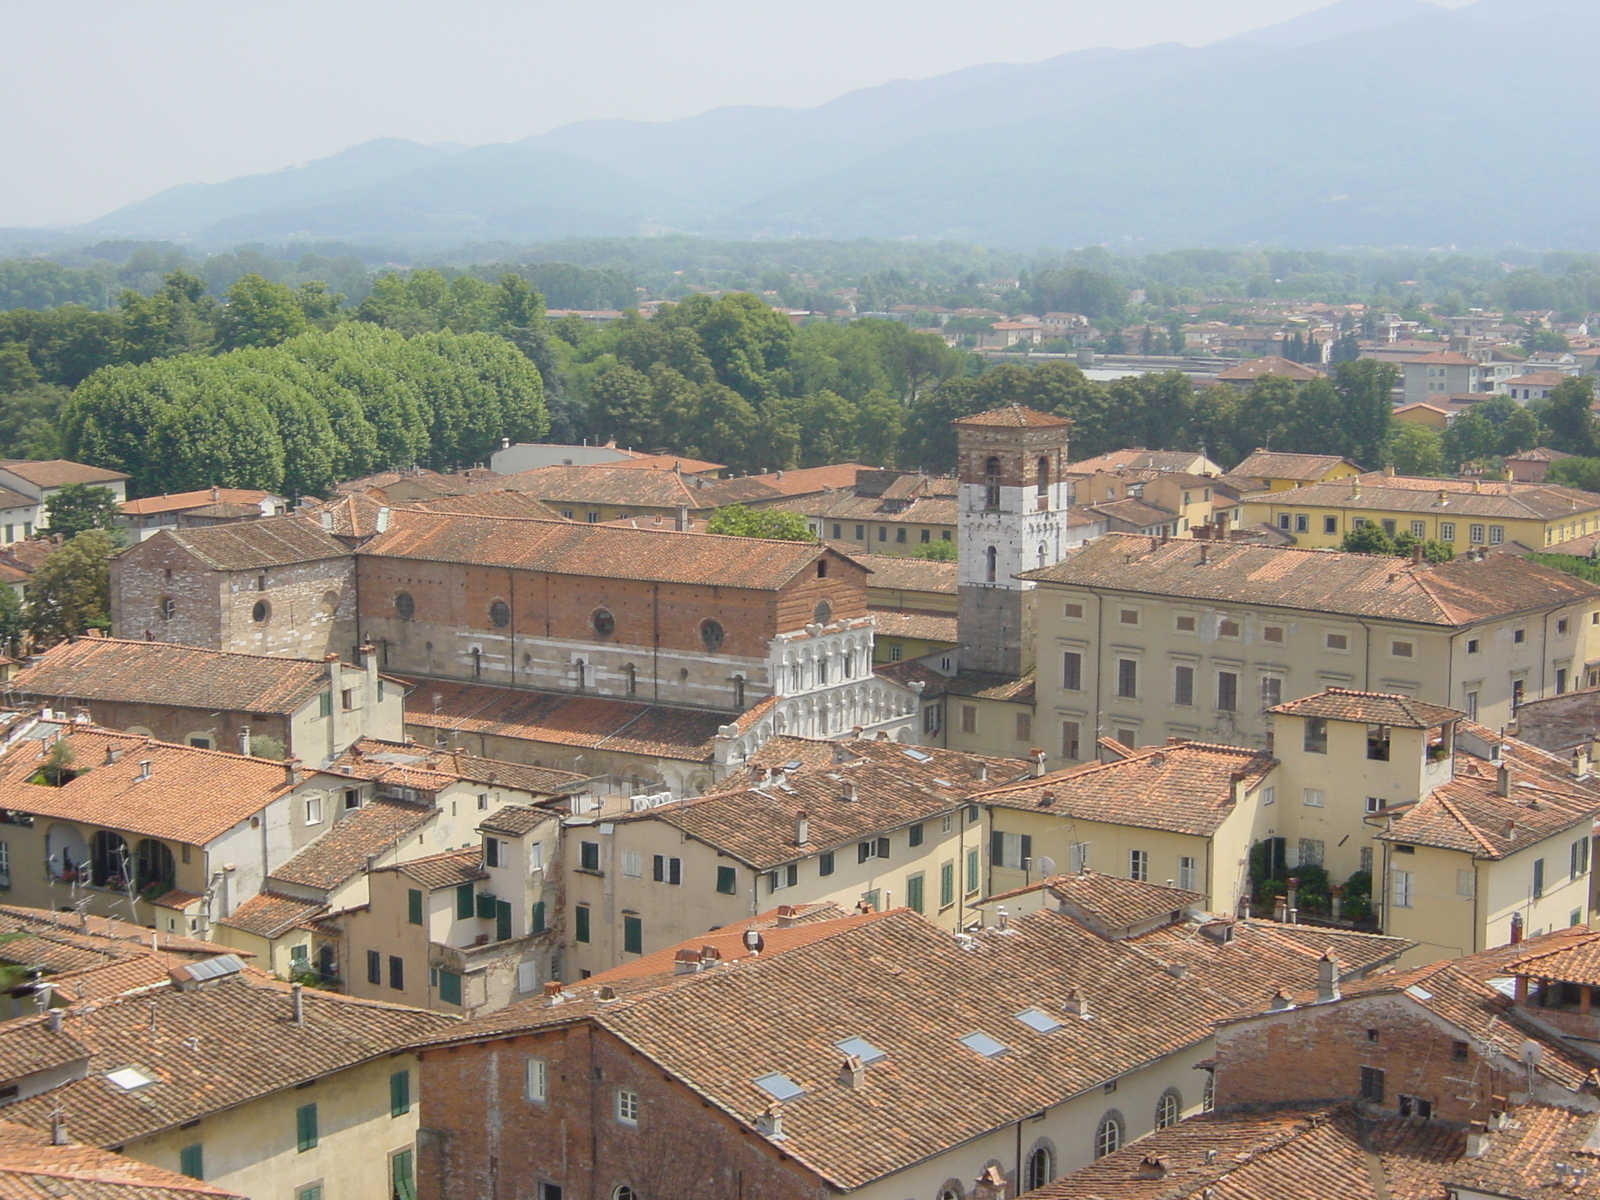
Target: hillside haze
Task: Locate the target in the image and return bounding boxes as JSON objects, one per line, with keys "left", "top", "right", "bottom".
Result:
{"left": 79, "top": 0, "right": 1600, "bottom": 251}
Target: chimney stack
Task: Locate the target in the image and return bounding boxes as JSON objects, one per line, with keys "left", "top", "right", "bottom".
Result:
{"left": 1063, "top": 988, "right": 1089, "bottom": 1019}
{"left": 1031, "top": 749, "right": 1047, "bottom": 777}
{"left": 794, "top": 812, "right": 810, "bottom": 846}
{"left": 1269, "top": 988, "right": 1296, "bottom": 1011}
{"left": 673, "top": 949, "right": 702, "bottom": 975}
{"left": 675, "top": 505, "right": 689, "bottom": 532}
{"left": 285, "top": 758, "right": 301, "bottom": 787}
{"left": 1316, "top": 949, "right": 1340, "bottom": 1003}
{"left": 50, "top": 1111, "right": 65, "bottom": 1146}
{"left": 238, "top": 725, "right": 251, "bottom": 756}
{"left": 1496, "top": 764, "right": 1511, "bottom": 797}
{"left": 756, "top": 1103, "right": 785, "bottom": 1140}
{"left": 292, "top": 982, "right": 304, "bottom": 1025}
{"left": 775, "top": 905, "right": 798, "bottom": 928}
{"left": 838, "top": 1055, "right": 866, "bottom": 1089}
{"left": 1510, "top": 912, "right": 1524, "bottom": 944}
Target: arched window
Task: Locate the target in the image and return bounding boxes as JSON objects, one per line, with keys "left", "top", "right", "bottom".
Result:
{"left": 985, "top": 545, "right": 998, "bottom": 583}
{"left": 574, "top": 659, "right": 587, "bottom": 689}
{"left": 612, "top": 1188, "right": 638, "bottom": 1200}
{"left": 134, "top": 839, "right": 175, "bottom": 894}
{"left": 90, "top": 831, "right": 130, "bottom": 890}
{"left": 1156, "top": 1087, "right": 1183, "bottom": 1129}
{"left": 1094, "top": 1110, "right": 1125, "bottom": 1159}
{"left": 817, "top": 658, "right": 828, "bottom": 686}
{"left": 1037, "top": 543, "right": 1048, "bottom": 569}
{"left": 816, "top": 560, "right": 828, "bottom": 578}
{"left": 1037, "top": 455, "right": 1050, "bottom": 497}
{"left": 1025, "top": 1145, "right": 1055, "bottom": 1190}
{"left": 623, "top": 664, "right": 637, "bottom": 696}
{"left": 814, "top": 600, "right": 832, "bottom": 625}
{"left": 984, "top": 456, "right": 1001, "bottom": 508}
{"left": 939, "top": 1188, "right": 963, "bottom": 1200}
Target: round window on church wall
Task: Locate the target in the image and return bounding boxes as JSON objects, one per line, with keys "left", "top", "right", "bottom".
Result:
{"left": 700, "top": 619, "right": 725, "bottom": 652}
{"left": 252, "top": 600, "right": 270, "bottom": 624}
{"left": 592, "top": 608, "right": 615, "bottom": 637}
{"left": 489, "top": 600, "right": 511, "bottom": 628}
{"left": 395, "top": 592, "right": 415, "bottom": 621}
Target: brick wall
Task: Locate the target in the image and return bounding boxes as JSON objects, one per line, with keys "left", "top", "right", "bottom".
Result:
{"left": 1214, "top": 993, "right": 1514, "bottom": 1125}
{"left": 418, "top": 1024, "right": 830, "bottom": 1200}
{"left": 110, "top": 540, "right": 225, "bottom": 648}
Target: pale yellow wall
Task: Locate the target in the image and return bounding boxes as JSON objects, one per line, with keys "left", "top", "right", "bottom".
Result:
{"left": 126, "top": 1052, "right": 420, "bottom": 1200}
{"left": 944, "top": 697, "right": 1039, "bottom": 761}
{"left": 1239, "top": 493, "right": 1600, "bottom": 552}
{"left": 564, "top": 806, "right": 989, "bottom": 977}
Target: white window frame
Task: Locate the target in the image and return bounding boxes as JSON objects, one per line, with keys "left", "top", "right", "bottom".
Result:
{"left": 615, "top": 1089, "right": 639, "bottom": 1125}
{"left": 1177, "top": 856, "right": 1197, "bottom": 891}
{"left": 1392, "top": 868, "right": 1414, "bottom": 908}
{"left": 1128, "top": 849, "right": 1148, "bottom": 883}
{"left": 1303, "top": 788, "right": 1325, "bottom": 808}
{"left": 304, "top": 795, "right": 323, "bottom": 825}
{"left": 525, "top": 1057, "right": 548, "bottom": 1103}
{"left": 621, "top": 850, "right": 641, "bottom": 878}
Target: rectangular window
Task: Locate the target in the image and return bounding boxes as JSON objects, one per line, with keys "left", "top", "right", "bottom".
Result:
{"left": 389, "top": 956, "right": 404, "bottom": 990}
{"left": 961, "top": 705, "right": 977, "bottom": 734}
{"left": 923, "top": 704, "right": 942, "bottom": 734}
{"left": 1381, "top": 519, "right": 1396, "bottom": 537}
{"left": 1465, "top": 691, "right": 1479, "bottom": 720}
{"left": 318, "top": 692, "right": 332, "bottom": 718}
{"left": 407, "top": 889, "right": 423, "bottom": 926}
{"left": 1391, "top": 641, "right": 1414, "bottom": 658}
{"left": 579, "top": 841, "right": 600, "bottom": 872}
{"left": 1559, "top": 618, "right": 1570, "bottom": 634}
{"left": 296, "top": 1103, "right": 319, "bottom": 1152}
{"left": 1533, "top": 858, "right": 1546, "bottom": 900}
{"left": 1366, "top": 796, "right": 1385, "bottom": 814}
{"left": 878, "top": 526, "right": 886, "bottom": 541}
{"left": 1324, "top": 516, "right": 1338, "bottom": 535}
{"left": 1062, "top": 651, "right": 1083, "bottom": 690}
{"left": 1558, "top": 668, "right": 1570, "bottom": 695}
{"left": 1263, "top": 625, "right": 1284, "bottom": 643}
{"left": 1260, "top": 676, "right": 1282, "bottom": 710}
{"left": 392, "top": 1150, "right": 416, "bottom": 1200}
{"left": 390, "top": 1069, "right": 412, "bottom": 1116}
{"left": 438, "top": 969, "right": 462, "bottom": 1005}
{"left": 991, "top": 831, "right": 1033, "bottom": 870}
{"left": 1490, "top": 525, "right": 1504, "bottom": 544}
{"left": 1469, "top": 524, "right": 1485, "bottom": 544}
{"left": 1411, "top": 521, "right": 1426, "bottom": 538}
{"left": 1261, "top": 786, "right": 1275, "bottom": 806}
{"left": 1128, "top": 849, "right": 1148, "bottom": 882}
{"left": 620, "top": 849, "right": 640, "bottom": 877}
{"left": 909, "top": 823, "right": 924, "bottom": 848}
{"left": 525, "top": 1056, "right": 548, "bottom": 1102}
{"left": 1116, "top": 658, "right": 1138, "bottom": 699}
{"left": 1119, "top": 608, "right": 1140, "bottom": 626}
{"left": 832, "top": 523, "right": 841, "bottom": 539}
{"left": 1295, "top": 514, "right": 1309, "bottom": 534}
{"left": 1466, "top": 638, "right": 1479, "bottom": 654}
{"left": 940, "top": 860, "right": 955, "bottom": 907}
{"left": 366, "top": 950, "right": 381, "bottom": 985}
{"left": 768, "top": 863, "right": 799, "bottom": 891}
{"left": 1063, "top": 600, "right": 1086, "bottom": 619}
{"left": 1277, "top": 514, "right": 1291, "bottom": 531}
{"left": 1368, "top": 724, "right": 1391, "bottom": 761}
{"left": 854, "top": 524, "right": 864, "bottom": 540}
{"left": 179, "top": 1144, "right": 203, "bottom": 1179}
{"left": 1175, "top": 613, "right": 1197, "bottom": 632}
{"left": 1218, "top": 618, "right": 1241, "bottom": 639}
{"left": 652, "top": 855, "right": 682, "bottom": 885}
{"left": 716, "top": 865, "right": 738, "bottom": 894}
{"left": 574, "top": 904, "right": 590, "bottom": 943}
{"left": 1061, "top": 720, "right": 1081, "bottom": 760}
{"left": 1303, "top": 788, "right": 1325, "bottom": 807}
{"left": 1304, "top": 718, "right": 1328, "bottom": 753}
{"left": 1068, "top": 842, "right": 1089, "bottom": 873}
{"left": 818, "top": 852, "right": 835, "bottom": 877}
{"left": 966, "top": 847, "right": 980, "bottom": 895}
{"left": 1015, "top": 712, "right": 1031, "bottom": 742}
{"left": 1513, "top": 628, "right": 1526, "bottom": 644}
{"left": 1573, "top": 838, "right": 1591, "bottom": 881}
{"left": 304, "top": 795, "right": 322, "bottom": 825}
{"left": 1297, "top": 838, "right": 1324, "bottom": 867}
{"left": 1173, "top": 665, "right": 1194, "bottom": 707}
{"left": 456, "top": 883, "right": 474, "bottom": 920}
{"left": 1360, "top": 1067, "right": 1385, "bottom": 1103}
{"left": 1392, "top": 869, "right": 1414, "bottom": 908}
{"left": 616, "top": 1090, "right": 640, "bottom": 1125}
{"left": 1326, "top": 633, "right": 1349, "bottom": 652}
{"left": 907, "top": 873, "right": 925, "bottom": 913}
{"left": 531, "top": 900, "right": 546, "bottom": 933}
{"left": 1440, "top": 521, "right": 1456, "bottom": 542}
{"left": 1177, "top": 856, "right": 1197, "bottom": 891}
{"left": 1457, "top": 869, "right": 1475, "bottom": 898}
{"left": 623, "top": 914, "right": 642, "bottom": 955}
{"left": 1216, "top": 671, "right": 1238, "bottom": 712}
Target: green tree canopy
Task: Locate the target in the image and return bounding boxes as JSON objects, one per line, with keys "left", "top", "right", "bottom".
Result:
{"left": 45, "top": 483, "right": 121, "bottom": 537}
{"left": 25, "top": 530, "right": 117, "bottom": 643}
{"left": 704, "top": 505, "right": 815, "bottom": 541}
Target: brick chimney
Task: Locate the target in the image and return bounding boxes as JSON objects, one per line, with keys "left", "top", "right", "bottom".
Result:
{"left": 1316, "top": 950, "right": 1340, "bottom": 1003}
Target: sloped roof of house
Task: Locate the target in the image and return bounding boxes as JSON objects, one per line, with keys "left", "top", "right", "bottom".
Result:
{"left": 213, "top": 891, "right": 328, "bottom": 940}
{"left": 1021, "top": 534, "right": 1600, "bottom": 627}
{"left": 856, "top": 553, "right": 957, "bottom": 595}
{"left": 0, "top": 461, "right": 128, "bottom": 489}
{"left": 1214, "top": 355, "right": 1325, "bottom": 382}
{"left": 1268, "top": 688, "right": 1461, "bottom": 729}
{"left": 0, "top": 1120, "right": 242, "bottom": 1199}
{"left": 148, "top": 516, "right": 348, "bottom": 570}
{"left": 10, "top": 637, "right": 350, "bottom": 716}
{"left": 269, "top": 798, "right": 433, "bottom": 891}
{"left": 952, "top": 405, "right": 1071, "bottom": 428}
{"left": 1229, "top": 450, "right": 1359, "bottom": 481}
{"left": 120, "top": 489, "right": 274, "bottom": 517}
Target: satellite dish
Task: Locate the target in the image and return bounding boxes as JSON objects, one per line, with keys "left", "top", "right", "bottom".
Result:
{"left": 1035, "top": 856, "right": 1058, "bottom": 877}
{"left": 742, "top": 929, "right": 765, "bottom": 954}
{"left": 1519, "top": 1039, "right": 1544, "bottom": 1066}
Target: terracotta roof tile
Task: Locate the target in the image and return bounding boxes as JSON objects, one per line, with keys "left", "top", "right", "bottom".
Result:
{"left": 1022, "top": 534, "right": 1600, "bottom": 626}
{"left": 1267, "top": 476, "right": 1600, "bottom": 519}
{"left": 391, "top": 849, "right": 487, "bottom": 890}
{"left": 270, "top": 799, "right": 432, "bottom": 891}
{"left": 362, "top": 509, "right": 831, "bottom": 590}
{"left": 0, "top": 461, "right": 128, "bottom": 489}
{"left": 979, "top": 741, "right": 1274, "bottom": 837}
{"left": 0, "top": 727, "right": 295, "bottom": 845}
{"left": 1036, "top": 871, "right": 1204, "bottom": 931}
{"left": 424, "top": 907, "right": 1405, "bottom": 1190}
{"left": 214, "top": 892, "right": 328, "bottom": 940}
{"left": 0, "top": 972, "right": 454, "bottom": 1148}
{"left": 11, "top": 638, "right": 351, "bottom": 716}
{"left": 952, "top": 405, "right": 1071, "bottom": 429}
{"left": 401, "top": 678, "right": 728, "bottom": 762}
{"left": 1269, "top": 688, "right": 1462, "bottom": 729}
{"left": 857, "top": 554, "right": 957, "bottom": 596}
{"left": 151, "top": 515, "right": 347, "bottom": 570}
{"left": 120, "top": 489, "right": 273, "bottom": 517}
{"left": 0, "top": 1120, "right": 240, "bottom": 1198}
{"left": 1505, "top": 930, "right": 1600, "bottom": 986}
{"left": 868, "top": 607, "right": 957, "bottom": 643}
{"left": 1230, "top": 449, "right": 1357, "bottom": 480}
{"left": 477, "top": 805, "right": 558, "bottom": 836}
{"left": 1215, "top": 355, "right": 1325, "bottom": 382}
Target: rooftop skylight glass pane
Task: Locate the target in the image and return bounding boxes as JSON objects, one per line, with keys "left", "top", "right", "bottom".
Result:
{"left": 753, "top": 1072, "right": 805, "bottom": 1101}
{"left": 1015, "top": 1007, "right": 1062, "bottom": 1033}
{"left": 834, "top": 1036, "right": 886, "bottom": 1063}
{"left": 958, "top": 1031, "right": 1009, "bottom": 1058}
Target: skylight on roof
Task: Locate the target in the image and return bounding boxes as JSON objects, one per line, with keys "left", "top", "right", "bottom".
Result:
{"left": 106, "top": 1066, "right": 158, "bottom": 1091}
{"left": 958, "top": 1031, "right": 1009, "bottom": 1058}
{"left": 834, "top": 1036, "right": 886, "bottom": 1064}
{"left": 1015, "top": 1007, "right": 1062, "bottom": 1034}
{"left": 1403, "top": 985, "right": 1434, "bottom": 1002}
{"left": 901, "top": 748, "right": 932, "bottom": 762}
{"left": 753, "top": 1072, "right": 805, "bottom": 1102}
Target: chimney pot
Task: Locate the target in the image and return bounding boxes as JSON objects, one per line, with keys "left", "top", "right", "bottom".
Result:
{"left": 839, "top": 1054, "right": 867, "bottom": 1089}
{"left": 291, "top": 982, "right": 304, "bottom": 1025}
{"left": 1063, "top": 988, "right": 1089, "bottom": 1019}
{"left": 1316, "top": 949, "right": 1341, "bottom": 1003}
{"left": 1496, "top": 764, "right": 1511, "bottom": 798}
{"left": 794, "top": 811, "right": 810, "bottom": 846}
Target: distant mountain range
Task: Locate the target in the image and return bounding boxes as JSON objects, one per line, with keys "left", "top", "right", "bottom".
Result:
{"left": 75, "top": 0, "right": 1600, "bottom": 251}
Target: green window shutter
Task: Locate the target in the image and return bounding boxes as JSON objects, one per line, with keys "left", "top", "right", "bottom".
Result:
{"left": 476, "top": 892, "right": 497, "bottom": 920}
{"left": 318, "top": 692, "right": 332, "bottom": 717}
{"left": 179, "top": 1144, "right": 203, "bottom": 1179}
{"left": 456, "top": 883, "right": 474, "bottom": 919}
{"left": 967, "top": 847, "right": 980, "bottom": 894}
{"left": 819, "top": 852, "right": 834, "bottom": 877}
{"left": 715, "top": 865, "right": 737, "bottom": 895}
{"left": 940, "top": 861, "right": 955, "bottom": 907}
{"left": 907, "top": 873, "right": 925, "bottom": 914}
{"left": 496, "top": 899, "right": 512, "bottom": 942}
{"left": 407, "top": 889, "right": 423, "bottom": 926}
{"left": 990, "top": 829, "right": 1005, "bottom": 867}
{"left": 296, "top": 1102, "right": 318, "bottom": 1152}
{"left": 623, "top": 914, "right": 643, "bottom": 955}
{"left": 531, "top": 900, "right": 546, "bottom": 933}
{"left": 390, "top": 1069, "right": 411, "bottom": 1116}
{"left": 392, "top": 1149, "right": 417, "bottom": 1200}
{"left": 575, "top": 905, "right": 590, "bottom": 943}
{"left": 438, "top": 970, "right": 462, "bottom": 1006}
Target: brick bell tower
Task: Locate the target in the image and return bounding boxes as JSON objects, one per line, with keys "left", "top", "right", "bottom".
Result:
{"left": 954, "top": 405, "right": 1072, "bottom": 677}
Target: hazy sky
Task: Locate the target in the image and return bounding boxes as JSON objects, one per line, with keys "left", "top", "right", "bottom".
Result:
{"left": 1, "top": 0, "right": 1466, "bottom": 228}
